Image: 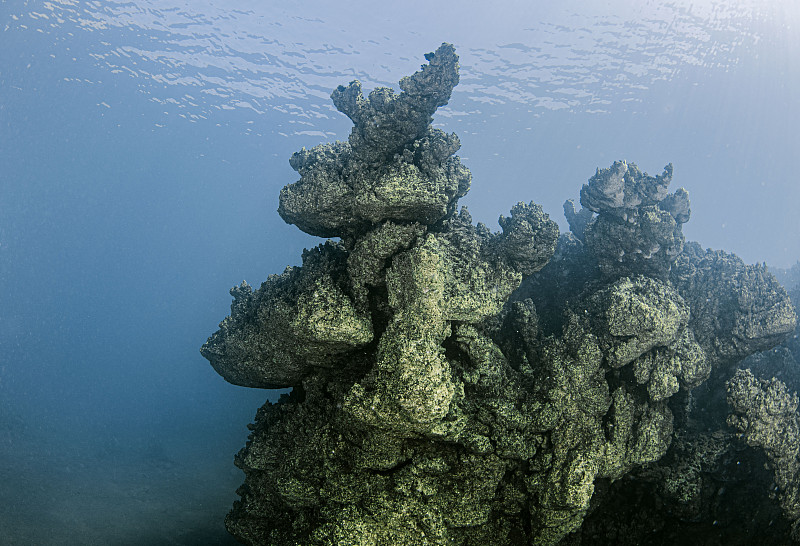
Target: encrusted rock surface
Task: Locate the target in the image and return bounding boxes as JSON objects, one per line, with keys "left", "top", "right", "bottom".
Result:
{"left": 671, "top": 242, "right": 797, "bottom": 369}
{"left": 202, "top": 43, "right": 799, "bottom": 545}
{"left": 571, "top": 161, "right": 689, "bottom": 280}
{"left": 727, "top": 369, "right": 800, "bottom": 539}
{"left": 277, "top": 43, "right": 470, "bottom": 239}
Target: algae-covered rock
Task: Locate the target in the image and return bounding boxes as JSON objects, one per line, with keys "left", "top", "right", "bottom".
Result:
{"left": 631, "top": 328, "right": 709, "bottom": 401}
{"left": 727, "top": 369, "right": 800, "bottom": 539}
{"left": 201, "top": 242, "right": 373, "bottom": 388}
{"left": 490, "top": 201, "right": 560, "bottom": 276}
{"left": 332, "top": 43, "right": 459, "bottom": 164}
{"left": 277, "top": 43, "right": 470, "bottom": 238}
{"left": 563, "top": 199, "right": 593, "bottom": 243}
{"left": 202, "top": 42, "right": 798, "bottom": 545}
{"left": 671, "top": 242, "right": 797, "bottom": 369}
{"left": 586, "top": 275, "right": 689, "bottom": 368}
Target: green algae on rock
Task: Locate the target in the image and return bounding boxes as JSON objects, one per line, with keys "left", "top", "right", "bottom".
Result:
{"left": 727, "top": 369, "right": 800, "bottom": 540}
{"left": 200, "top": 242, "right": 373, "bottom": 389}
{"left": 277, "top": 43, "right": 470, "bottom": 239}
{"left": 202, "top": 43, "right": 799, "bottom": 545}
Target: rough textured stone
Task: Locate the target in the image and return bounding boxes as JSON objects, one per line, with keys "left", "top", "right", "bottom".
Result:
{"left": 200, "top": 242, "right": 372, "bottom": 388}
{"left": 202, "top": 43, "right": 799, "bottom": 545}
{"left": 586, "top": 275, "right": 689, "bottom": 368}
{"left": 671, "top": 242, "right": 797, "bottom": 369}
{"left": 727, "top": 369, "right": 800, "bottom": 539}
{"left": 277, "top": 43, "right": 470, "bottom": 238}
{"left": 580, "top": 160, "right": 673, "bottom": 216}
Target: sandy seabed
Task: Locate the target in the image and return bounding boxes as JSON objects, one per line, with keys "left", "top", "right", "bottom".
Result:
{"left": 0, "top": 409, "right": 243, "bottom": 545}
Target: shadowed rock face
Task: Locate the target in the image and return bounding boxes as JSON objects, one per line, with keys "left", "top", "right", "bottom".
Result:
{"left": 201, "top": 43, "right": 798, "bottom": 545}
{"left": 569, "top": 161, "right": 688, "bottom": 280}
{"left": 727, "top": 368, "right": 800, "bottom": 539}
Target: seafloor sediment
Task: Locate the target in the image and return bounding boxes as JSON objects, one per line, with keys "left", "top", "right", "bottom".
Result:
{"left": 202, "top": 43, "right": 799, "bottom": 545}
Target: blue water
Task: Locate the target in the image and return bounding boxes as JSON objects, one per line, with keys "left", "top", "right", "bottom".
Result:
{"left": 1, "top": 0, "right": 798, "bottom": 543}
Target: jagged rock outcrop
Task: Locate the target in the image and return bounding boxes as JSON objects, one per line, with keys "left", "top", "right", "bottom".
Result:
{"left": 671, "top": 242, "right": 797, "bottom": 369}
{"left": 277, "top": 44, "right": 469, "bottom": 239}
{"left": 202, "top": 43, "right": 798, "bottom": 545}
{"left": 566, "top": 161, "right": 688, "bottom": 280}
{"left": 728, "top": 369, "right": 800, "bottom": 539}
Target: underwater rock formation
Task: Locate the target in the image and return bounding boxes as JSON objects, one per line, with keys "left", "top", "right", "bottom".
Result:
{"left": 568, "top": 160, "right": 687, "bottom": 280}
{"left": 277, "top": 44, "right": 469, "bottom": 239}
{"left": 728, "top": 368, "right": 800, "bottom": 539}
{"left": 202, "top": 43, "right": 798, "bottom": 545}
